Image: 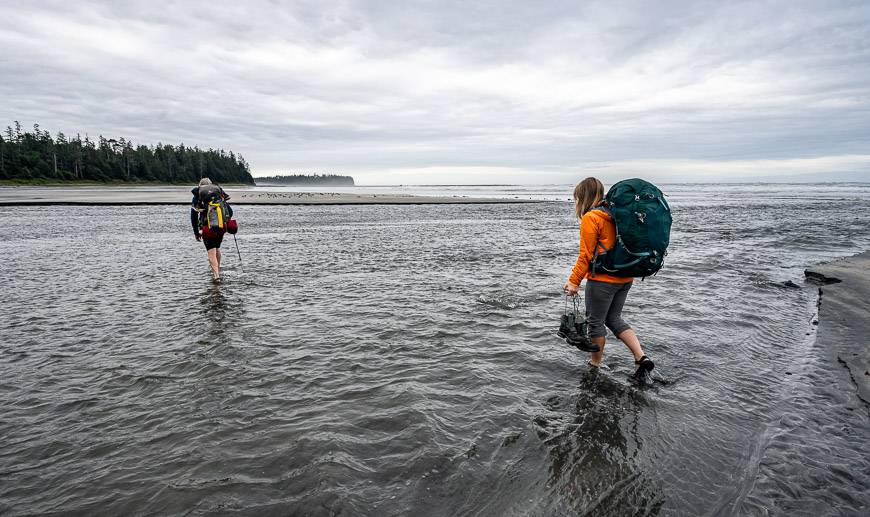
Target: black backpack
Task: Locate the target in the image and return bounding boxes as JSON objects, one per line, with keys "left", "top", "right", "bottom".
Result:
{"left": 197, "top": 184, "right": 222, "bottom": 205}
{"left": 197, "top": 185, "right": 229, "bottom": 234}
{"left": 592, "top": 178, "right": 672, "bottom": 278}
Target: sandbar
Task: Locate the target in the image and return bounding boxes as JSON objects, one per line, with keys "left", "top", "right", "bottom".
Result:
{"left": 0, "top": 186, "right": 539, "bottom": 206}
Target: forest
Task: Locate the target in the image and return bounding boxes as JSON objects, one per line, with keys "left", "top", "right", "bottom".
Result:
{"left": 0, "top": 122, "right": 255, "bottom": 184}
{"left": 255, "top": 173, "right": 355, "bottom": 186}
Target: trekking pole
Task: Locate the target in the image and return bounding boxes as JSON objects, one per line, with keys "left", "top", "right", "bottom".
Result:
{"left": 232, "top": 233, "right": 243, "bottom": 271}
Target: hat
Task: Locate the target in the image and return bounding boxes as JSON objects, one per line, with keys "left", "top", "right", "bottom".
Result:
{"left": 199, "top": 177, "right": 212, "bottom": 187}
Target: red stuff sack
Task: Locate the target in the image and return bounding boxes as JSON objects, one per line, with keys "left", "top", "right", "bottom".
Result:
{"left": 201, "top": 224, "right": 221, "bottom": 239}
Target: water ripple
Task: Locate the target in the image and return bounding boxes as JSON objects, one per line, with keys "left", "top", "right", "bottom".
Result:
{"left": 1, "top": 186, "right": 870, "bottom": 515}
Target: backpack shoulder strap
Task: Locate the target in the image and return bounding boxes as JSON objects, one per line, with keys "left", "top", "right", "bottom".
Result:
{"left": 587, "top": 206, "right": 611, "bottom": 276}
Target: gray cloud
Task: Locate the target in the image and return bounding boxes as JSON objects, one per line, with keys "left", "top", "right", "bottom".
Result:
{"left": 1, "top": 0, "right": 869, "bottom": 183}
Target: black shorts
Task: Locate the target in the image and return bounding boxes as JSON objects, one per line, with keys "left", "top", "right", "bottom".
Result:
{"left": 203, "top": 232, "right": 224, "bottom": 250}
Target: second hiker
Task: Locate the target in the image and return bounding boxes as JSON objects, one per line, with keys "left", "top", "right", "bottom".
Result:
{"left": 191, "top": 177, "right": 233, "bottom": 282}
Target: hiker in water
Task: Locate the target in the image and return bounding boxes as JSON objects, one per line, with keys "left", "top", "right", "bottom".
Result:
{"left": 191, "top": 178, "right": 233, "bottom": 282}
{"left": 564, "top": 177, "right": 655, "bottom": 377}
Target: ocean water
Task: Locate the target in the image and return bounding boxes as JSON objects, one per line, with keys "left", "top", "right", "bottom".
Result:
{"left": 1, "top": 184, "right": 869, "bottom": 516}
{"left": 246, "top": 182, "right": 870, "bottom": 202}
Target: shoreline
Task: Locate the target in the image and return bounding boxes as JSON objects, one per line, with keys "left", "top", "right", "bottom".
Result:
{"left": 805, "top": 251, "right": 870, "bottom": 405}
{"left": 0, "top": 186, "right": 541, "bottom": 206}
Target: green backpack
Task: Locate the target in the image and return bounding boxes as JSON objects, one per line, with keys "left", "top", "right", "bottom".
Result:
{"left": 591, "top": 178, "right": 672, "bottom": 278}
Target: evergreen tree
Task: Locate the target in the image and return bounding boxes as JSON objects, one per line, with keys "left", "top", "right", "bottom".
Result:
{"left": 0, "top": 133, "right": 6, "bottom": 180}
{"left": 0, "top": 123, "right": 255, "bottom": 184}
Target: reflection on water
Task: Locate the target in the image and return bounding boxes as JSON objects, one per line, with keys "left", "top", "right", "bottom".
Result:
{"left": 202, "top": 284, "right": 227, "bottom": 316}
{"left": 196, "top": 281, "right": 250, "bottom": 349}
{"left": 201, "top": 283, "right": 230, "bottom": 327}
{"left": 541, "top": 370, "right": 663, "bottom": 516}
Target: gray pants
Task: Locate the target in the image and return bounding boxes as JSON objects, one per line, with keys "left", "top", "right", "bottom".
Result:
{"left": 585, "top": 280, "right": 633, "bottom": 338}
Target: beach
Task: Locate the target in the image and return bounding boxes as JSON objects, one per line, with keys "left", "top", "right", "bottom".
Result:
{"left": 806, "top": 251, "right": 870, "bottom": 404}
{"left": 0, "top": 186, "right": 537, "bottom": 206}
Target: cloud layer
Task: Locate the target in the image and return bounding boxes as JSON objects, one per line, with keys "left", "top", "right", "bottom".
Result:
{"left": 2, "top": 0, "right": 869, "bottom": 183}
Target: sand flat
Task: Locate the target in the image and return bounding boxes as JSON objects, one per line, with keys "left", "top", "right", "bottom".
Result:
{"left": 0, "top": 186, "right": 538, "bottom": 205}
{"left": 806, "top": 251, "right": 870, "bottom": 404}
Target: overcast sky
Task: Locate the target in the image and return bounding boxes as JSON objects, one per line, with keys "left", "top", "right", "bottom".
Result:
{"left": 2, "top": 0, "right": 869, "bottom": 183}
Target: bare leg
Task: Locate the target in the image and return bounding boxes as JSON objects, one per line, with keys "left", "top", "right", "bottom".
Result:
{"left": 588, "top": 336, "right": 605, "bottom": 366}
{"left": 207, "top": 248, "right": 220, "bottom": 279}
{"left": 616, "top": 329, "right": 646, "bottom": 361}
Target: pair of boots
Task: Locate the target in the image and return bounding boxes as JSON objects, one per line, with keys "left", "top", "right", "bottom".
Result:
{"left": 558, "top": 304, "right": 600, "bottom": 353}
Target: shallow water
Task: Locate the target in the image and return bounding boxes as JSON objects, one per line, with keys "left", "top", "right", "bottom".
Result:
{"left": 1, "top": 184, "right": 870, "bottom": 516}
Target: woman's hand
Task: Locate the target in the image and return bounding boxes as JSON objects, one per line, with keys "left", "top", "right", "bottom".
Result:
{"left": 563, "top": 281, "right": 579, "bottom": 296}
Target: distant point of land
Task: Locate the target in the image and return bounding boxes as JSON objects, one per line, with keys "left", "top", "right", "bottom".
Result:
{"left": 255, "top": 173, "right": 355, "bottom": 186}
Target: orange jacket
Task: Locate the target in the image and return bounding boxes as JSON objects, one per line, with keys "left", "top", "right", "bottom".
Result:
{"left": 568, "top": 209, "right": 633, "bottom": 286}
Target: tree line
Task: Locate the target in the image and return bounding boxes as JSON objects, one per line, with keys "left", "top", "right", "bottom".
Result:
{"left": 256, "top": 173, "right": 355, "bottom": 186}
{"left": 0, "top": 122, "right": 255, "bottom": 184}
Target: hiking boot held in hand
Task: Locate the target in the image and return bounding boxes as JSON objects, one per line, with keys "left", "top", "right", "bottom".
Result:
{"left": 558, "top": 313, "right": 576, "bottom": 340}
{"left": 558, "top": 313, "right": 600, "bottom": 353}
{"left": 567, "top": 333, "right": 600, "bottom": 353}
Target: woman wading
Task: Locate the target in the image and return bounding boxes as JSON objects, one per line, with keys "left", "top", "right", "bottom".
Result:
{"left": 564, "top": 177, "right": 655, "bottom": 376}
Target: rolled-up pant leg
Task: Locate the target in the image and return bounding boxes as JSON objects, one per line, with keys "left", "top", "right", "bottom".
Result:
{"left": 584, "top": 280, "right": 633, "bottom": 338}
{"left": 604, "top": 282, "right": 632, "bottom": 336}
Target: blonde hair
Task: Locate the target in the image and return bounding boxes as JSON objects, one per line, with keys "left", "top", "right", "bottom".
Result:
{"left": 573, "top": 177, "right": 604, "bottom": 219}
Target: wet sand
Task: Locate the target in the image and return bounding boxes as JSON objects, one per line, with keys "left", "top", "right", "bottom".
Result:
{"left": 0, "top": 186, "right": 537, "bottom": 205}
{"left": 806, "top": 251, "right": 870, "bottom": 404}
